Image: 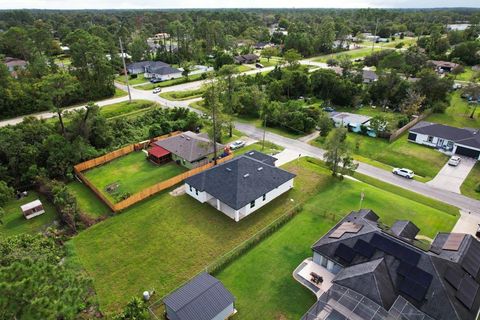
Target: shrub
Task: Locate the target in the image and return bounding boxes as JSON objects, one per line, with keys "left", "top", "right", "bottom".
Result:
{"left": 397, "top": 116, "right": 410, "bottom": 128}
{"left": 475, "top": 183, "right": 480, "bottom": 193}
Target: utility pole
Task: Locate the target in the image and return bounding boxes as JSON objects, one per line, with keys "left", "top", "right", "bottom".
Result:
{"left": 372, "top": 18, "right": 379, "bottom": 53}
{"left": 119, "top": 37, "right": 132, "bottom": 102}
{"left": 262, "top": 113, "right": 267, "bottom": 151}
{"left": 211, "top": 81, "right": 218, "bottom": 165}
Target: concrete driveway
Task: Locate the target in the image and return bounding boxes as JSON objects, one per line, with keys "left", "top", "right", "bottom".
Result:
{"left": 452, "top": 211, "right": 480, "bottom": 237}
{"left": 426, "top": 156, "right": 476, "bottom": 193}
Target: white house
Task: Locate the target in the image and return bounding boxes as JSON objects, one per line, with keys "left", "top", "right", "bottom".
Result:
{"left": 126, "top": 60, "right": 182, "bottom": 81}
{"left": 20, "top": 199, "right": 45, "bottom": 220}
{"left": 409, "top": 121, "right": 480, "bottom": 160}
{"left": 163, "top": 272, "right": 235, "bottom": 320}
{"left": 184, "top": 151, "right": 296, "bottom": 222}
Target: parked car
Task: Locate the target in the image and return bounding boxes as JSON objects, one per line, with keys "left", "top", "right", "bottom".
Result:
{"left": 150, "top": 78, "right": 162, "bottom": 83}
{"left": 229, "top": 140, "right": 246, "bottom": 150}
{"left": 392, "top": 168, "right": 414, "bottom": 179}
{"left": 255, "top": 63, "right": 264, "bottom": 69}
{"left": 153, "top": 88, "right": 162, "bottom": 94}
{"left": 452, "top": 83, "right": 463, "bottom": 90}
{"left": 448, "top": 156, "right": 461, "bottom": 166}
{"left": 323, "top": 106, "right": 335, "bottom": 112}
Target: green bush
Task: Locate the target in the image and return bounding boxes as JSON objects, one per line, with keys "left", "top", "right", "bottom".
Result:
{"left": 475, "top": 182, "right": 480, "bottom": 193}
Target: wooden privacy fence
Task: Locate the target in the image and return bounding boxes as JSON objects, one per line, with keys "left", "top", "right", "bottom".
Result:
{"left": 389, "top": 109, "right": 433, "bottom": 142}
{"left": 73, "top": 132, "right": 233, "bottom": 212}
{"left": 114, "top": 154, "right": 233, "bottom": 211}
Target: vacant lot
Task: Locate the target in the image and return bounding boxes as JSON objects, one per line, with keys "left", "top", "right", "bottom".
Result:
{"left": 83, "top": 151, "right": 187, "bottom": 203}
{"left": 216, "top": 158, "right": 458, "bottom": 320}
{"left": 312, "top": 47, "right": 386, "bottom": 63}
{"left": 461, "top": 162, "right": 480, "bottom": 200}
{"left": 98, "top": 100, "right": 155, "bottom": 119}
{"left": 67, "top": 182, "right": 111, "bottom": 218}
{"left": 237, "top": 141, "right": 284, "bottom": 157}
{"left": 427, "top": 92, "right": 480, "bottom": 128}
{"left": 115, "top": 74, "right": 147, "bottom": 85}
{"left": 0, "top": 192, "right": 57, "bottom": 238}
{"left": 136, "top": 73, "right": 208, "bottom": 90}
{"left": 69, "top": 158, "right": 323, "bottom": 314}
{"left": 159, "top": 87, "right": 205, "bottom": 101}
{"left": 313, "top": 131, "right": 448, "bottom": 181}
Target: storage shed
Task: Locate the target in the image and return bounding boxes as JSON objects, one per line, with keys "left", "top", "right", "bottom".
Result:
{"left": 20, "top": 199, "right": 45, "bottom": 219}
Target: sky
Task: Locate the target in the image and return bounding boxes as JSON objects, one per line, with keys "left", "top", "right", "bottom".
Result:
{"left": 0, "top": 0, "right": 479, "bottom": 9}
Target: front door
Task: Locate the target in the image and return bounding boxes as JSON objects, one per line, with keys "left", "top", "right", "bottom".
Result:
{"left": 437, "top": 138, "right": 444, "bottom": 147}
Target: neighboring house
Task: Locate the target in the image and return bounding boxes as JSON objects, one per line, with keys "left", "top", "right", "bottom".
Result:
{"left": 4, "top": 57, "right": 27, "bottom": 77}
{"left": 234, "top": 54, "right": 259, "bottom": 64}
{"left": 408, "top": 121, "right": 480, "bottom": 159}
{"left": 253, "top": 42, "right": 273, "bottom": 50}
{"left": 428, "top": 60, "right": 460, "bottom": 73}
{"left": 185, "top": 151, "right": 295, "bottom": 222}
{"left": 329, "top": 112, "right": 377, "bottom": 137}
{"left": 163, "top": 272, "right": 235, "bottom": 320}
{"left": 126, "top": 60, "right": 182, "bottom": 81}
{"left": 295, "top": 209, "right": 480, "bottom": 320}
{"left": 447, "top": 23, "right": 471, "bottom": 31}
{"left": 151, "top": 131, "right": 223, "bottom": 169}
{"left": 362, "top": 69, "right": 378, "bottom": 83}
{"left": 20, "top": 199, "right": 45, "bottom": 220}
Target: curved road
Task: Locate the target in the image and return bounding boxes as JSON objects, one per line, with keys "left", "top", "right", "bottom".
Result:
{"left": 1, "top": 67, "right": 479, "bottom": 215}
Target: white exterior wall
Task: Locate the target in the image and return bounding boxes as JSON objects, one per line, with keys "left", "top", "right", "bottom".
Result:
{"left": 312, "top": 252, "right": 343, "bottom": 274}
{"left": 413, "top": 133, "right": 453, "bottom": 149}
{"left": 185, "top": 178, "right": 294, "bottom": 222}
{"left": 212, "top": 303, "right": 235, "bottom": 320}
{"left": 144, "top": 72, "right": 183, "bottom": 81}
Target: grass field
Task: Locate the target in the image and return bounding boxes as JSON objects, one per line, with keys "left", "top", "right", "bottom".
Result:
{"left": 98, "top": 100, "right": 155, "bottom": 119}
{"left": 455, "top": 67, "right": 479, "bottom": 82}
{"left": 461, "top": 162, "right": 480, "bottom": 200}
{"left": 159, "top": 87, "right": 206, "bottom": 101}
{"left": 136, "top": 73, "right": 208, "bottom": 90}
{"left": 236, "top": 141, "right": 284, "bottom": 157}
{"left": 115, "top": 74, "right": 148, "bottom": 85}
{"left": 215, "top": 157, "right": 458, "bottom": 320}
{"left": 67, "top": 182, "right": 111, "bottom": 218}
{"left": 0, "top": 192, "right": 57, "bottom": 238}
{"left": 312, "top": 47, "right": 387, "bottom": 63}
{"left": 236, "top": 65, "right": 254, "bottom": 73}
{"left": 313, "top": 131, "right": 448, "bottom": 181}
{"left": 427, "top": 92, "right": 480, "bottom": 128}
{"left": 83, "top": 152, "right": 187, "bottom": 203}
{"left": 69, "top": 157, "right": 323, "bottom": 314}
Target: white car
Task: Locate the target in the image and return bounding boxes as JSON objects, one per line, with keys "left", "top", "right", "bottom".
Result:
{"left": 229, "top": 140, "right": 246, "bottom": 150}
{"left": 392, "top": 168, "right": 414, "bottom": 179}
{"left": 153, "top": 88, "right": 162, "bottom": 94}
{"left": 448, "top": 156, "right": 461, "bottom": 166}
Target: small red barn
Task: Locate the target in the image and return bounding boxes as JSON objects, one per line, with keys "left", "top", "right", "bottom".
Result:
{"left": 148, "top": 145, "right": 171, "bottom": 164}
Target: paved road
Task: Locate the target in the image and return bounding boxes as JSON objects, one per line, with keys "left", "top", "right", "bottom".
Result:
{"left": 235, "top": 122, "right": 480, "bottom": 215}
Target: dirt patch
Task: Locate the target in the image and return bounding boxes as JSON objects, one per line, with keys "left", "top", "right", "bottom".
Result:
{"left": 170, "top": 185, "right": 186, "bottom": 196}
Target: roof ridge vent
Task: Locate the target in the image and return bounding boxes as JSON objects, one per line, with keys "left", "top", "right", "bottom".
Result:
{"left": 186, "top": 137, "right": 191, "bottom": 140}
{"left": 248, "top": 151, "right": 255, "bottom": 155}
{"left": 243, "top": 173, "right": 250, "bottom": 178}
{"left": 226, "top": 168, "right": 232, "bottom": 172}
{"left": 257, "top": 167, "right": 263, "bottom": 171}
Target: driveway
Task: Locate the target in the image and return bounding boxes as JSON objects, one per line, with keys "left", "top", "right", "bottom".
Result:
{"left": 426, "top": 156, "right": 476, "bottom": 193}
{"left": 452, "top": 211, "right": 480, "bottom": 237}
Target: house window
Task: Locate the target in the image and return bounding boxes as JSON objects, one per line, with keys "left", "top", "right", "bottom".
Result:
{"left": 195, "top": 189, "right": 198, "bottom": 196}
{"left": 262, "top": 194, "right": 266, "bottom": 201}
{"left": 250, "top": 200, "right": 255, "bottom": 208}
{"left": 189, "top": 186, "right": 192, "bottom": 192}
{"left": 427, "top": 136, "right": 433, "bottom": 143}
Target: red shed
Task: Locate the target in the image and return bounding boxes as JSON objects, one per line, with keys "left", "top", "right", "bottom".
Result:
{"left": 148, "top": 145, "right": 171, "bottom": 164}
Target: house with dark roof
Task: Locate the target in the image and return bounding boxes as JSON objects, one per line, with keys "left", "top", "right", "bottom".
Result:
{"left": 428, "top": 60, "right": 460, "bottom": 73}
{"left": 151, "top": 131, "right": 224, "bottom": 169}
{"left": 126, "top": 60, "right": 182, "bottom": 81}
{"left": 4, "top": 57, "right": 27, "bottom": 77}
{"left": 233, "top": 54, "right": 259, "bottom": 64}
{"left": 163, "top": 272, "right": 235, "bottom": 320}
{"left": 295, "top": 209, "right": 480, "bottom": 320}
{"left": 184, "top": 151, "right": 295, "bottom": 221}
{"left": 408, "top": 121, "right": 480, "bottom": 160}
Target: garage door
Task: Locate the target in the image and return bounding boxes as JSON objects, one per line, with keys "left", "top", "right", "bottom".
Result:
{"left": 455, "top": 146, "right": 480, "bottom": 159}
{"left": 408, "top": 132, "right": 417, "bottom": 141}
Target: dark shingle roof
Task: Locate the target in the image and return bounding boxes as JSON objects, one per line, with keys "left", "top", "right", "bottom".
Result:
{"left": 185, "top": 153, "right": 295, "bottom": 210}
{"left": 243, "top": 150, "right": 277, "bottom": 166}
{"left": 410, "top": 121, "right": 480, "bottom": 149}
{"left": 154, "top": 131, "right": 223, "bottom": 162}
{"left": 127, "top": 60, "right": 170, "bottom": 71}
{"left": 146, "top": 65, "right": 181, "bottom": 75}
{"left": 391, "top": 220, "right": 420, "bottom": 240}
{"left": 163, "top": 272, "right": 234, "bottom": 320}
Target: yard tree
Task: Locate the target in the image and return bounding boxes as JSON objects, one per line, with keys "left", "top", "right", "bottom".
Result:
{"left": 414, "top": 69, "right": 453, "bottom": 106}
{"left": 283, "top": 49, "right": 302, "bottom": 68}
{"left": 261, "top": 46, "right": 279, "bottom": 62}
{"left": 36, "top": 72, "right": 79, "bottom": 136}
{"left": 324, "top": 128, "right": 358, "bottom": 177}
{"left": 0, "top": 181, "right": 13, "bottom": 208}
{"left": 451, "top": 65, "right": 465, "bottom": 79}
{"left": 462, "top": 83, "right": 480, "bottom": 119}
{"left": 318, "top": 113, "right": 333, "bottom": 137}
{"left": 368, "top": 115, "right": 389, "bottom": 134}
{"left": 128, "top": 35, "right": 148, "bottom": 62}
{"left": 114, "top": 297, "right": 149, "bottom": 320}
{"left": 400, "top": 89, "right": 425, "bottom": 118}
{"left": 315, "top": 16, "right": 336, "bottom": 53}
{"left": 181, "top": 61, "right": 194, "bottom": 81}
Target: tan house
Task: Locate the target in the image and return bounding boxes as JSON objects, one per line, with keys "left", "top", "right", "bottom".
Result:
{"left": 20, "top": 199, "right": 45, "bottom": 219}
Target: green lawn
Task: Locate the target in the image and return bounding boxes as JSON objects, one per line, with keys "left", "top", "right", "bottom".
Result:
{"left": 216, "top": 158, "right": 458, "bottom": 320}
{"left": 113, "top": 88, "right": 128, "bottom": 98}
{"left": 83, "top": 151, "right": 187, "bottom": 203}
{"left": 312, "top": 47, "right": 387, "bottom": 63}
{"left": 98, "top": 100, "right": 155, "bottom": 119}
{"left": 427, "top": 92, "right": 480, "bottom": 128}
{"left": 259, "top": 57, "right": 282, "bottom": 67}
{"left": 115, "top": 74, "right": 148, "bottom": 85}
{"left": 461, "top": 162, "right": 480, "bottom": 200}
{"left": 159, "top": 87, "right": 206, "bottom": 101}
{"left": 235, "top": 141, "right": 284, "bottom": 157}
{"left": 136, "top": 73, "right": 209, "bottom": 90}
{"left": 312, "top": 131, "right": 449, "bottom": 181}
{"left": 0, "top": 192, "right": 57, "bottom": 238}
{"left": 236, "top": 116, "right": 308, "bottom": 139}
{"left": 67, "top": 181, "right": 111, "bottom": 218}
{"left": 69, "top": 158, "right": 322, "bottom": 314}
{"left": 236, "top": 65, "right": 254, "bottom": 73}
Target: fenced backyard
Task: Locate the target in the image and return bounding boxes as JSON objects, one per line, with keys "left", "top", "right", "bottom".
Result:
{"left": 74, "top": 131, "right": 233, "bottom": 212}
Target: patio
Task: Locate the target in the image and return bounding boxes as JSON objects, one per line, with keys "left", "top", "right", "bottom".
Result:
{"left": 294, "top": 258, "right": 336, "bottom": 298}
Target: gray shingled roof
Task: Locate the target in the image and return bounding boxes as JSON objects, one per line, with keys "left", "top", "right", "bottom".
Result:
{"left": 410, "top": 121, "right": 480, "bottom": 149}
{"left": 243, "top": 150, "right": 277, "bottom": 166}
{"left": 391, "top": 220, "right": 420, "bottom": 240}
{"left": 163, "top": 272, "right": 234, "bottom": 320}
{"left": 185, "top": 153, "right": 295, "bottom": 210}
{"left": 146, "top": 65, "right": 181, "bottom": 75}
{"left": 154, "top": 131, "right": 223, "bottom": 163}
